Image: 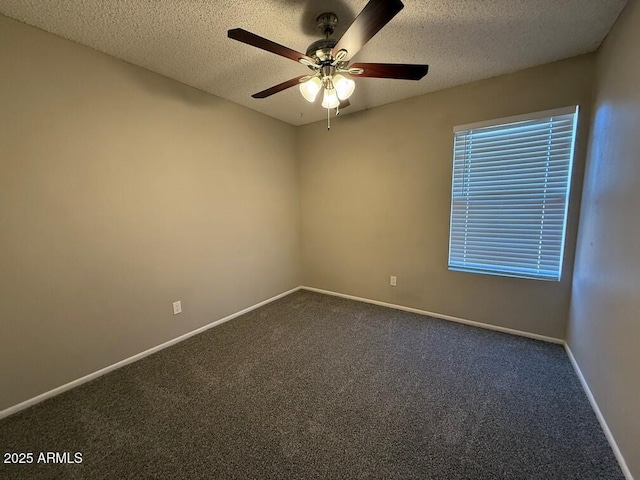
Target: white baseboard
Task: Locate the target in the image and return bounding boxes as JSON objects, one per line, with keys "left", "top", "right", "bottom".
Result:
{"left": 301, "top": 286, "right": 564, "bottom": 344}
{"left": 0, "top": 286, "right": 301, "bottom": 421}
{"left": 564, "top": 344, "right": 634, "bottom": 480}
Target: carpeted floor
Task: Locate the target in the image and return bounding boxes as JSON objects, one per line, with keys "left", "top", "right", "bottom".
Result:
{"left": 0, "top": 290, "right": 624, "bottom": 479}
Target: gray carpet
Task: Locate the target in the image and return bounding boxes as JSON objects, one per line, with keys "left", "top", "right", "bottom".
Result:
{"left": 0, "top": 290, "right": 624, "bottom": 479}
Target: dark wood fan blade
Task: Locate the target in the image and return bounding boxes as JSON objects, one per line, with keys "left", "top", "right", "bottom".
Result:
{"left": 333, "top": 0, "right": 404, "bottom": 61}
{"left": 252, "top": 76, "right": 307, "bottom": 99}
{"left": 228, "top": 28, "right": 315, "bottom": 65}
{"left": 350, "top": 63, "right": 429, "bottom": 80}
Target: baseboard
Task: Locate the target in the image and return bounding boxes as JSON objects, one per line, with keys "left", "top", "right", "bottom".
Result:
{"left": 0, "top": 286, "right": 301, "bottom": 421}
{"left": 301, "top": 286, "right": 564, "bottom": 344}
{"left": 564, "top": 344, "right": 634, "bottom": 480}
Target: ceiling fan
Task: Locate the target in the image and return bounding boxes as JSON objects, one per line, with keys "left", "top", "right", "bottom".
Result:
{"left": 228, "top": 0, "right": 428, "bottom": 127}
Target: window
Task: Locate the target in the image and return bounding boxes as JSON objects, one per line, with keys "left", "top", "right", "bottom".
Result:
{"left": 448, "top": 106, "right": 579, "bottom": 281}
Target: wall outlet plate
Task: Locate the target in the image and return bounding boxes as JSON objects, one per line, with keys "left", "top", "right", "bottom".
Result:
{"left": 172, "top": 301, "right": 182, "bottom": 315}
{"left": 390, "top": 276, "right": 397, "bottom": 286}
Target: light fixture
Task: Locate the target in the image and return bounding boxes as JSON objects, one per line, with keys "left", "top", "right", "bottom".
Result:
{"left": 333, "top": 74, "right": 355, "bottom": 100}
{"left": 321, "top": 87, "right": 340, "bottom": 109}
{"left": 299, "top": 77, "right": 322, "bottom": 102}
{"left": 300, "top": 74, "right": 355, "bottom": 107}
{"left": 300, "top": 72, "right": 355, "bottom": 130}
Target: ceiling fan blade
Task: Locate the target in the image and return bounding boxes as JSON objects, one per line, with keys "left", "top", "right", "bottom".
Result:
{"left": 332, "top": 0, "right": 404, "bottom": 61}
{"left": 252, "top": 76, "right": 308, "bottom": 99}
{"left": 350, "top": 63, "right": 429, "bottom": 80}
{"left": 228, "top": 28, "right": 316, "bottom": 65}
{"left": 339, "top": 98, "right": 351, "bottom": 109}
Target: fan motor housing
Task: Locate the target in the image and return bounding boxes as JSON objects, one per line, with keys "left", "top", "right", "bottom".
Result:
{"left": 306, "top": 39, "right": 337, "bottom": 63}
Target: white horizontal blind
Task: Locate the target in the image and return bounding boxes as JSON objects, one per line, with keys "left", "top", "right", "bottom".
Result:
{"left": 448, "top": 106, "right": 579, "bottom": 281}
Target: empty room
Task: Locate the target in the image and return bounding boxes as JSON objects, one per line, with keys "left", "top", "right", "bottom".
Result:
{"left": 0, "top": 0, "right": 638, "bottom": 478}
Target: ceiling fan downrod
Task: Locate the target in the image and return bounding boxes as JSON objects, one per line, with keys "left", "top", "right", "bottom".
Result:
{"left": 317, "top": 12, "right": 338, "bottom": 39}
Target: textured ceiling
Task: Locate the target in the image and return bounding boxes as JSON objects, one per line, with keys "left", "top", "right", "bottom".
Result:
{"left": 0, "top": 0, "right": 628, "bottom": 125}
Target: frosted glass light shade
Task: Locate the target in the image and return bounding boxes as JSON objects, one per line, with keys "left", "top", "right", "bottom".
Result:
{"left": 299, "top": 77, "right": 322, "bottom": 102}
{"left": 333, "top": 74, "right": 355, "bottom": 100}
{"left": 321, "top": 88, "right": 340, "bottom": 109}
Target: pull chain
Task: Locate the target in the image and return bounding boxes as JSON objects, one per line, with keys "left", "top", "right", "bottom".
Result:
{"left": 327, "top": 107, "right": 330, "bottom": 131}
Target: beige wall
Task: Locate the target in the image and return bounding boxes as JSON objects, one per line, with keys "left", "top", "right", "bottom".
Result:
{"left": 0, "top": 15, "right": 300, "bottom": 411}
{"left": 567, "top": 0, "right": 640, "bottom": 476}
{"left": 299, "top": 55, "right": 595, "bottom": 339}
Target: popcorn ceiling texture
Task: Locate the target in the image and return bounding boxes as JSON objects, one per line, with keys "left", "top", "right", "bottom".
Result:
{"left": 0, "top": 0, "right": 628, "bottom": 125}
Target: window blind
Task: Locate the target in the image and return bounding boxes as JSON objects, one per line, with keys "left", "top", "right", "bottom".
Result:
{"left": 448, "top": 106, "right": 579, "bottom": 281}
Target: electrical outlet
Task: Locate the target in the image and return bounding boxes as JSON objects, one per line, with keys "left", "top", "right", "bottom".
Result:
{"left": 390, "top": 276, "right": 397, "bottom": 287}
{"left": 172, "top": 301, "right": 182, "bottom": 315}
